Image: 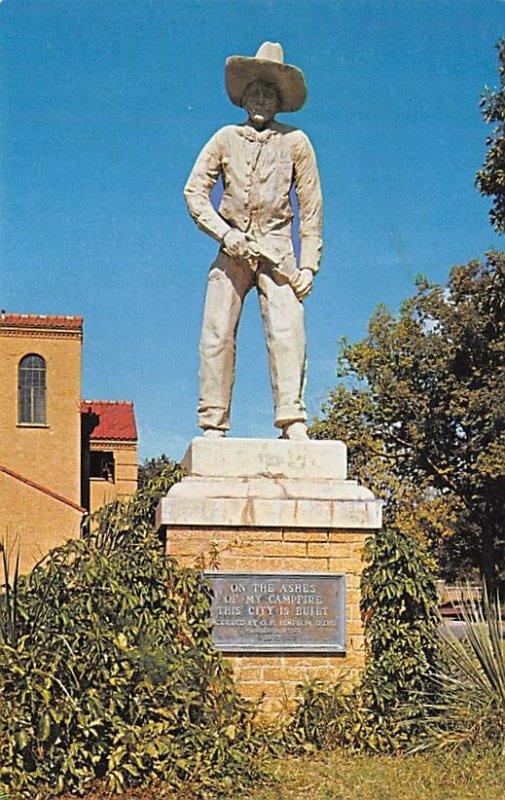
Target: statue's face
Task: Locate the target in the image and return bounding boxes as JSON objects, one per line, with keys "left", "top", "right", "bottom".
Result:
{"left": 242, "top": 80, "right": 280, "bottom": 127}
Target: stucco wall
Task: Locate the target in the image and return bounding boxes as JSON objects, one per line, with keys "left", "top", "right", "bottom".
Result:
{"left": 0, "top": 323, "right": 83, "bottom": 572}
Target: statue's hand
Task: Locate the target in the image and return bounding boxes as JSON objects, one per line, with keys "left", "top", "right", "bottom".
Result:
{"left": 222, "top": 229, "right": 250, "bottom": 259}
{"left": 291, "top": 268, "right": 314, "bottom": 300}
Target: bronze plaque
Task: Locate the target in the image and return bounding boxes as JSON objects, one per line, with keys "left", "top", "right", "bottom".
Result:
{"left": 204, "top": 572, "right": 346, "bottom": 652}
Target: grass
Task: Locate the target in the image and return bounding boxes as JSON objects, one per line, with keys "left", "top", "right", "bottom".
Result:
{"left": 250, "top": 749, "right": 505, "bottom": 800}
{"left": 55, "top": 749, "right": 505, "bottom": 800}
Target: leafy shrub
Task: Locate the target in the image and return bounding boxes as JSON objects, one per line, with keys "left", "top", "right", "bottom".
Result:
{"left": 283, "top": 678, "right": 370, "bottom": 752}
{"left": 411, "top": 584, "right": 505, "bottom": 753}
{"left": 0, "top": 463, "right": 271, "bottom": 799}
{"left": 359, "top": 527, "right": 440, "bottom": 727}
{"left": 287, "top": 528, "right": 440, "bottom": 753}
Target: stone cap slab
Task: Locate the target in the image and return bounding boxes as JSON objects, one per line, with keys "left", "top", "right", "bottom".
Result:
{"left": 182, "top": 437, "right": 347, "bottom": 480}
{"left": 157, "top": 494, "right": 382, "bottom": 530}
{"left": 166, "top": 476, "right": 372, "bottom": 501}
{"left": 156, "top": 476, "right": 382, "bottom": 531}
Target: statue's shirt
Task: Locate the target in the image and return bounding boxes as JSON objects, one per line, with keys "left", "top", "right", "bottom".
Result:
{"left": 184, "top": 121, "right": 323, "bottom": 271}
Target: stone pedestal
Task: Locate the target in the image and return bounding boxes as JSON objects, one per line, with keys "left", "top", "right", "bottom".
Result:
{"left": 156, "top": 438, "right": 381, "bottom": 715}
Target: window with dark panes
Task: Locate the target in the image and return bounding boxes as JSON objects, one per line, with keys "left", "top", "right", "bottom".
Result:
{"left": 18, "top": 354, "right": 47, "bottom": 424}
{"left": 89, "top": 451, "right": 115, "bottom": 482}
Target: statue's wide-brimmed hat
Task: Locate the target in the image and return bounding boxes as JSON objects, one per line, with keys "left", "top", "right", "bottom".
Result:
{"left": 225, "top": 42, "right": 307, "bottom": 113}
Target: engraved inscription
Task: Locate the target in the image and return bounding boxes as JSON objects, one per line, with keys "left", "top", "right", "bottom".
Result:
{"left": 204, "top": 572, "right": 346, "bottom": 652}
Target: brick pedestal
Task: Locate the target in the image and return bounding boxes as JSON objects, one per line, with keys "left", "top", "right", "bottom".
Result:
{"left": 156, "top": 438, "right": 381, "bottom": 715}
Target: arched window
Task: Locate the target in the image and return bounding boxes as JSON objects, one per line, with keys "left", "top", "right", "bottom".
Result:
{"left": 18, "top": 354, "right": 47, "bottom": 424}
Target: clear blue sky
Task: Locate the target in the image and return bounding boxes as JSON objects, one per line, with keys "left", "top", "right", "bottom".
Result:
{"left": 1, "top": 0, "right": 503, "bottom": 461}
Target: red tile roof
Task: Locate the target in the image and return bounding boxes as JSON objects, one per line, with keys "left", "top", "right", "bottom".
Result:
{"left": 81, "top": 400, "right": 137, "bottom": 441}
{"left": 0, "top": 313, "right": 83, "bottom": 330}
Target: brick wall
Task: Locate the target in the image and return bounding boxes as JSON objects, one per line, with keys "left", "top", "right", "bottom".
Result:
{"left": 167, "top": 525, "right": 371, "bottom": 715}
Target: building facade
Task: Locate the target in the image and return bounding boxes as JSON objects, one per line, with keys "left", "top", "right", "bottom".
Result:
{"left": 0, "top": 313, "right": 138, "bottom": 573}
{"left": 81, "top": 400, "right": 138, "bottom": 511}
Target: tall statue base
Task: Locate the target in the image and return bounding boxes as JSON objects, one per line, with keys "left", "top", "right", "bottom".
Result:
{"left": 156, "top": 437, "right": 382, "bottom": 716}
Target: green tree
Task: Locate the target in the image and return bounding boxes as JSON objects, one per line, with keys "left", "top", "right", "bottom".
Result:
{"left": 311, "top": 253, "right": 505, "bottom": 588}
{"left": 138, "top": 453, "right": 183, "bottom": 490}
{"left": 476, "top": 37, "right": 505, "bottom": 233}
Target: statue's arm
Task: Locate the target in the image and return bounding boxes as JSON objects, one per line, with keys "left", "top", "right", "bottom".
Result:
{"left": 183, "top": 131, "right": 232, "bottom": 243}
{"left": 293, "top": 132, "right": 323, "bottom": 273}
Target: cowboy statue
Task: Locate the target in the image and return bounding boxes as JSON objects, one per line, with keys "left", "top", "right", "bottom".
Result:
{"left": 184, "top": 41, "right": 323, "bottom": 440}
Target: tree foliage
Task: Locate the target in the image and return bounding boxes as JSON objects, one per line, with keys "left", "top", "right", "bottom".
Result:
{"left": 311, "top": 254, "right": 505, "bottom": 586}
{"left": 476, "top": 37, "right": 505, "bottom": 233}
{"left": 137, "top": 454, "right": 183, "bottom": 491}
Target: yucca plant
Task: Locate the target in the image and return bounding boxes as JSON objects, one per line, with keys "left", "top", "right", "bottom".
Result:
{"left": 411, "top": 583, "right": 505, "bottom": 753}
{"left": 0, "top": 541, "right": 60, "bottom": 648}
{"left": 0, "top": 541, "right": 20, "bottom": 646}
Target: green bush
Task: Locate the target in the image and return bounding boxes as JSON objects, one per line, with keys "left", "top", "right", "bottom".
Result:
{"left": 287, "top": 528, "right": 440, "bottom": 753}
{"left": 0, "top": 463, "right": 271, "bottom": 799}
{"left": 359, "top": 527, "right": 440, "bottom": 727}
